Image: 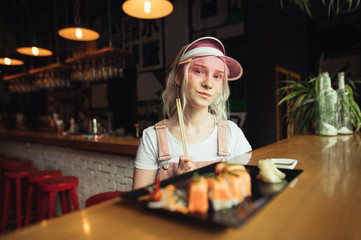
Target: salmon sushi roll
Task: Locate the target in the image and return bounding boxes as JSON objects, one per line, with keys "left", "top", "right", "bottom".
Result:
{"left": 206, "top": 175, "right": 232, "bottom": 211}
{"left": 188, "top": 175, "right": 209, "bottom": 214}
{"left": 239, "top": 170, "right": 252, "bottom": 197}
{"left": 222, "top": 172, "right": 246, "bottom": 205}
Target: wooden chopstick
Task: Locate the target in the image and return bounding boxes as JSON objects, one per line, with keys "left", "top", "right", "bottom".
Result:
{"left": 176, "top": 98, "right": 188, "bottom": 156}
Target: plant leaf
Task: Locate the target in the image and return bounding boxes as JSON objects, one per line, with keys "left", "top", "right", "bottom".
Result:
{"left": 278, "top": 89, "right": 309, "bottom": 106}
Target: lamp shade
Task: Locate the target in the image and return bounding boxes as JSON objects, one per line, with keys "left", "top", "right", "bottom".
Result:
{"left": 58, "top": 26, "right": 100, "bottom": 41}
{"left": 16, "top": 46, "right": 53, "bottom": 57}
{"left": 0, "top": 57, "right": 24, "bottom": 66}
{"left": 122, "top": 0, "right": 173, "bottom": 19}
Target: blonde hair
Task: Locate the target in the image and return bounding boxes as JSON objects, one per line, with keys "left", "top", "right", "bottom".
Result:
{"left": 162, "top": 45, "right": 230, "bottom": 121}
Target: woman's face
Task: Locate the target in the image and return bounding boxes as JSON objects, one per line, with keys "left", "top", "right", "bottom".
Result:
{"left": 184, "top": 57, "right": 225, "bottom": 110}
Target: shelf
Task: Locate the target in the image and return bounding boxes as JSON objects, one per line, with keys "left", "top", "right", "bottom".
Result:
{"left": 2, "top": 47, "right": 131, "bottom": 83}
{"left": 2, "top": 72, "right": 28, "bottom": 81}
{"left": 65, "top": 47, "right": 132, "bottom": 64}
{"left": 28, "top": 63, "right": 70, "bottom": 75}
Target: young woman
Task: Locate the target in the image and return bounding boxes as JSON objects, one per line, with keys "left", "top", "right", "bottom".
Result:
{"left": 132, "top": 36, "right": 252, "bottom": 190}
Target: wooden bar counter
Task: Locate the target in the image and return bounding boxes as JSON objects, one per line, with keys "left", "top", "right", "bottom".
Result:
{"left": 2, "top": 133, "right": 361, "bottom": 240}
{"left": 0, "top": 129, "right": 140, "bottom": 156}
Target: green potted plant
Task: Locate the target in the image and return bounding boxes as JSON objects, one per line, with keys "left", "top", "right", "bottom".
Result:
{"left": 277, "top": 66, "right": 361, "bottom": 135}
{"left": 281, "top": 0, "right": 360, "bottom": 17}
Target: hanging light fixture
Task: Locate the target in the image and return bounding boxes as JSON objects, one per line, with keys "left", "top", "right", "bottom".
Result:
{"left": 122, "top": 0, "right": 173, "bottom": 19}
{"left": 58, "top": 0, "right": 99, "bottom": 41}
{"left": 0, "top": 45, "right": 24, "bottom": 65}
{"left": 15, "top": 2, "right": 53, "bottom": 57}
{"left": 0, "top": 57, "right": 24, "bottom": 66}
{"left": 16, "top": 46, "right": 53, "bottom": 57}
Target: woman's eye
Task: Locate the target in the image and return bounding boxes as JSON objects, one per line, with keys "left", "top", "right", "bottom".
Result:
{"left": 195, "top": 69, "right": 203, "bottom": 74}
{"left": 214, "top": 74, "right": 223, "bottom": 79}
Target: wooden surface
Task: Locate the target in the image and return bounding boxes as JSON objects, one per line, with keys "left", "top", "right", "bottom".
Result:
{"left": 0, "top": 129, "right": 140, "bottom": 156}
{"left": 2, "top": 133, "right": 361, "bottom": 240}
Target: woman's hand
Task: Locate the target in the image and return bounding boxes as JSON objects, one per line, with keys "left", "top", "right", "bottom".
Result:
{"left": 177, "top": 155, "right": 196, "bottom": 175}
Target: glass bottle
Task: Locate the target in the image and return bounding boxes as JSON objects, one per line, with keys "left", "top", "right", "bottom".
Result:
{"left": 337, "top": 72, "right": 353, "bottom": 134}
{"left": 317, "top": 72, "right": 338, "bottom": 136}
{"left": 134, "top": 123, "right": 140, "bottom": 137}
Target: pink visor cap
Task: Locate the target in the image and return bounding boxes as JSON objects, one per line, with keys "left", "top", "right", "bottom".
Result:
{"left": 178, "top": 36, "right": 243, "bottom": 80}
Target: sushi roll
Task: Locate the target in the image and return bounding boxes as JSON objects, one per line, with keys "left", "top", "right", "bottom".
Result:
{"left": 215, "top": 163, "right": 252, "bottom": 204}
{"left": 206, "top": 175, "right": 233, "bottom": 211}
{"left": 238, "top": 170, "right": 252, "bottom": 197}
{"left": 221, "top": 172, "right": 246, "bottom": 205}
{"left": 188, "top": 174, "right": 209, "bottom": 214}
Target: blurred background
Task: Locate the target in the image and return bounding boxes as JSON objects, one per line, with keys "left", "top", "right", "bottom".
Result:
{"left": 0, "top": 0, "right": 360, "bottom": 149}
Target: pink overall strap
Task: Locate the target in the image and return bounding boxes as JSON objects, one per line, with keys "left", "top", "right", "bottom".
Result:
{"left": 217, "top": 120, "right": 229, "bottom": 156}
{"left": 154, "top": 120, "right": 171, "bottom": 161}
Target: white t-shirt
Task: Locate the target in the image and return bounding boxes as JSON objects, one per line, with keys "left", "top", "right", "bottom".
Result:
{"left": 135, "top": 120, "right": 252, "bottom": 170}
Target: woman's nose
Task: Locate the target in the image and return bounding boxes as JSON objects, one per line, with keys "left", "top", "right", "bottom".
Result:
{"left": 201, "top": 75, "right": 212, "bottom": 89}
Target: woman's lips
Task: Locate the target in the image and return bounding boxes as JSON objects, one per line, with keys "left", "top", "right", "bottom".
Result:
{"left": 197, "top": 91, "right": 212, "bottom": 98}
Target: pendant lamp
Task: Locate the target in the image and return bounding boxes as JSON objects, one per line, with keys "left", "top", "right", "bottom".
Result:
{"left": 0, "top": 57, "right": 24, "bottom": 66}
{"left": 16, "top": 46, "right": 53, "bottom": 57}
{"left": 14, "top": 2, "right": 54, "bottom": 57}
{"left": 122, "top": 0, "right": 173, "bottom": 19}
{"left": 58, "top": 0, "right": 99, "bottom": 41}
{"left": 0, "top": 46, "right": 24, "bottom": 65}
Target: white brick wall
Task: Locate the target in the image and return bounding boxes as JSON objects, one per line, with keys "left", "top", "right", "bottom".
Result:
{"left": 0, "top": 140, "right": 135, "bottom": 209}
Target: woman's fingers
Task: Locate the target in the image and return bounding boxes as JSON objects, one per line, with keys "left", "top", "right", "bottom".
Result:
{"left": 179, "top": 155, "right": 193, "bottom": 162}
{"left": 177, "top": 155, "right": 196, "bottom": 175}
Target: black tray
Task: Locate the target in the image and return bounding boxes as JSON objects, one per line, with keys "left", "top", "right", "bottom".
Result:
{"left": 121, "top": 163, "right": 303, "bottom": 228}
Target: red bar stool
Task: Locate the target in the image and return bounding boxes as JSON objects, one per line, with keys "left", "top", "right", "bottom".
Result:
{"left": 0, "top": 158, "right": 32, "bottom": 227}
{"left": 0, "top": 158, "right": 32, "bottom": 188}
{"left": 0, "top": 158, "right": 32, "bottom": 170}
{"left": 1, "top": 166, "right": 38, "bottom": 233}
{"left": 85, "top": 191, "right": 126, "bottom": 207}
{"left": 24, "top": 170, "right": 62, "bottom": 226}
{"left": 38, "top": 176, "right": 80, "bottom": 220}
{"left": 0, "top": 158, "right": 32, "bottom": 193}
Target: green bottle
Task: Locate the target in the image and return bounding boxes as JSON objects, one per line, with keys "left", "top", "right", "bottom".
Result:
{"left": 317, "top": 72, "right": 338, "bottom": 136}
{"left": 337, "top": 72, "right": 353, "bottom": 134}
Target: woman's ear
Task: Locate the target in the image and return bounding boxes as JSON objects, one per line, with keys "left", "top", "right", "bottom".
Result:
{"left": 174, "top": 74, "right": 181, "bottom": 86}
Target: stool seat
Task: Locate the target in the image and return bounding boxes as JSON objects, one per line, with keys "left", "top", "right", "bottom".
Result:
{"left": 39, "top": 176, "right": 78, "bottom": 192}
{"left": 0, "top": 158, "right": 32, "bottom": 170}
{"left": 5, "top": 167, "right": 38, "bottom": 178}
{"left": 28, "top": 170, "right": 62, "bottom": 183}
{"left": 86, "top": 191, "right": 126, "bottom": 207}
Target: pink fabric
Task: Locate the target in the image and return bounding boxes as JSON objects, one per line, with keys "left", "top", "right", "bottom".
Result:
{"left": 185, "top": 39, "right": 224, "bottom": 54}
{"left": 158, "top": 160, "right": 220, "bottom": 181}
{"left": 217, "top": 120, "right": 228, "bottom": 156}
{"left": 154, "top": 120, "right": 171, "bottom": 161}
{"left": 154, "top": 120, "right": 229, "bottom": 180}
{"left": 179, "top": 37, "right": 243, "bottom": 80}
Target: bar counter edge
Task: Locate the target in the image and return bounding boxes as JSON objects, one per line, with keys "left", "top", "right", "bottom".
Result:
{"left": 0, "top": 129, "right": 140, "bottom": 156}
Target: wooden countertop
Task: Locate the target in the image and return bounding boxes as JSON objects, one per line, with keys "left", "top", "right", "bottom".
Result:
{"left": 0, "top": 129, "right": 140, "bottom": 156}
{"left": 2, "top": 133, "right": 361, "bottom": 240}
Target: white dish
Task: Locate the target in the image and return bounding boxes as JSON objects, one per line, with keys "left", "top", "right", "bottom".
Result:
{"left": 271, "top": 158, "right": 298, "bottom": 169}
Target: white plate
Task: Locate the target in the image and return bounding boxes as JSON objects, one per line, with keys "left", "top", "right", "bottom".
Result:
{"left": 271, "top": 158, "right": 298, "bottom": 169}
